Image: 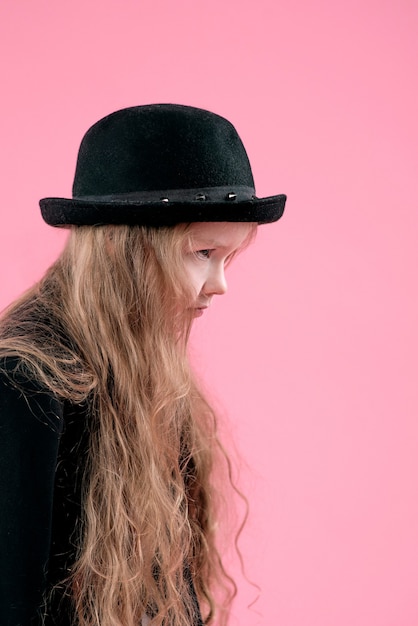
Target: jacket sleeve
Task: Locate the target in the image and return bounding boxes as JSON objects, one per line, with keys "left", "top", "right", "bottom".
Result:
{"left": 0, "top": 363, "right": 64, "bottom": 625}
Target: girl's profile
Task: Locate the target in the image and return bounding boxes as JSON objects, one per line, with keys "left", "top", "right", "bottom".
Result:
{"left": 0, "top": 104, "right": 286, "bottom": 626}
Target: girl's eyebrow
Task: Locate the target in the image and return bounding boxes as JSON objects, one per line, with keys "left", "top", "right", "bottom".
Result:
{"left": 194, "top": 238, "right": 233, "bottom": 249}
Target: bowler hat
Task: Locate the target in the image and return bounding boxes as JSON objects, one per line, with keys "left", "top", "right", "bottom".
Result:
{"left": 40, "top": 104, "right": 286, "bottom": 227}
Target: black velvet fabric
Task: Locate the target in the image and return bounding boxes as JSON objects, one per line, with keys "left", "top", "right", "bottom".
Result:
{"left": 0, "top": 361, "right": 64, "bottom": 625}
{"left": 39, "top": 104, "right": 286, "bottom": 227}
{"left": 73, "top": 105, "right": 255, "bottom": 196}
{"left": 0, "top": 359, "right": 203, "bottom": 626}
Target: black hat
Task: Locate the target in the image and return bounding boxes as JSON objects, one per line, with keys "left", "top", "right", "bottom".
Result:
{"left": 40, "top": 104, "right": 286, "bottom": 227}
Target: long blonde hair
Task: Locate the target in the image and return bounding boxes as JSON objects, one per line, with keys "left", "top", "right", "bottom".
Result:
{"left": 0, "top": 224, "right": 248, "bottom": 626}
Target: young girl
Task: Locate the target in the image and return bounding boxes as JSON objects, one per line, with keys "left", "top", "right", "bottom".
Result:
{"left": 0, "top": 104, "right": 286, "bottom": 626}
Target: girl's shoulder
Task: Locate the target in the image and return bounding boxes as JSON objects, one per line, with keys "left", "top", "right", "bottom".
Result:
{"left": 0, "top": 355, "right": 65, "bottom": 435}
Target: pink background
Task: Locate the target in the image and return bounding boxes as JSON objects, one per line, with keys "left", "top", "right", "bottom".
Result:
{"left": 1, "top": 1, "right": 418, "bottom": 624}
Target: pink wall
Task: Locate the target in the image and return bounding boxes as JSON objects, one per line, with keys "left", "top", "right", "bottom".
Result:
{"left": 1, "top": 1, "right": 418, "bottom": 624}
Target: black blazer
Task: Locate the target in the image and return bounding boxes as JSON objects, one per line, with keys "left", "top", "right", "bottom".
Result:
{"left": 0, "top": 359, "right": 203, "bottom": 626}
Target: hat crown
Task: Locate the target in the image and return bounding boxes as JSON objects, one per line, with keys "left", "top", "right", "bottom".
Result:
{"left": 72, "top": 104, "right": 255, "bottom": 198}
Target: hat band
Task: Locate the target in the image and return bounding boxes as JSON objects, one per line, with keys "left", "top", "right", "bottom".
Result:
{"left": 74, "top": 186, "right": 256, "bottom": 203}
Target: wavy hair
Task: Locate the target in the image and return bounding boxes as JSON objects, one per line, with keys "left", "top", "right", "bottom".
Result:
{"left": 0, "top": 223, "right": 254, "bottom": 626}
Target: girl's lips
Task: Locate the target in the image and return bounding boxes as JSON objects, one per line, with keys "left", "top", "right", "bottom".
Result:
{"left": 194, "top": 306, "right": 208, "bottom": 317}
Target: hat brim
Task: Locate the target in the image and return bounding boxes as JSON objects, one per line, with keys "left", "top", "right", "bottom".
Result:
{"left": 39, "top": 195, "right": 286, "bottom": 227}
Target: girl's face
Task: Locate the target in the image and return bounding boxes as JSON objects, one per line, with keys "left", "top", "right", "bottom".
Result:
{"left": 183, "top": 222, "right": 256, "bottom": 317}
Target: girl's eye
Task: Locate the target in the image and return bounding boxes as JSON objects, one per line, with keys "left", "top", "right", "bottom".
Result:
{"left": 195, "top": 249, "right": 212, "bottom": 260}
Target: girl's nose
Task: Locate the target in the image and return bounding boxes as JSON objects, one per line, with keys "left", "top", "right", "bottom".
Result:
{"left": 203, "top": 265, "right": 228, "bottom": 296}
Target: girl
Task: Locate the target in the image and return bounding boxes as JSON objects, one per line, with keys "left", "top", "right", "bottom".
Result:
{"left": 0, "top": 104, "right": 286, "bottom": 626}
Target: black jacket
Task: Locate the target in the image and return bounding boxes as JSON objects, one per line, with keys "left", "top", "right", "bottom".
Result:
{"left": 0, "top": 359, "right": 203, "bottom": 626}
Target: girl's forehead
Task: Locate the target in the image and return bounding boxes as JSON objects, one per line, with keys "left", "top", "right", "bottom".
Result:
{"left": 188, "top": 222, "right": 255, "bottom": 247}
